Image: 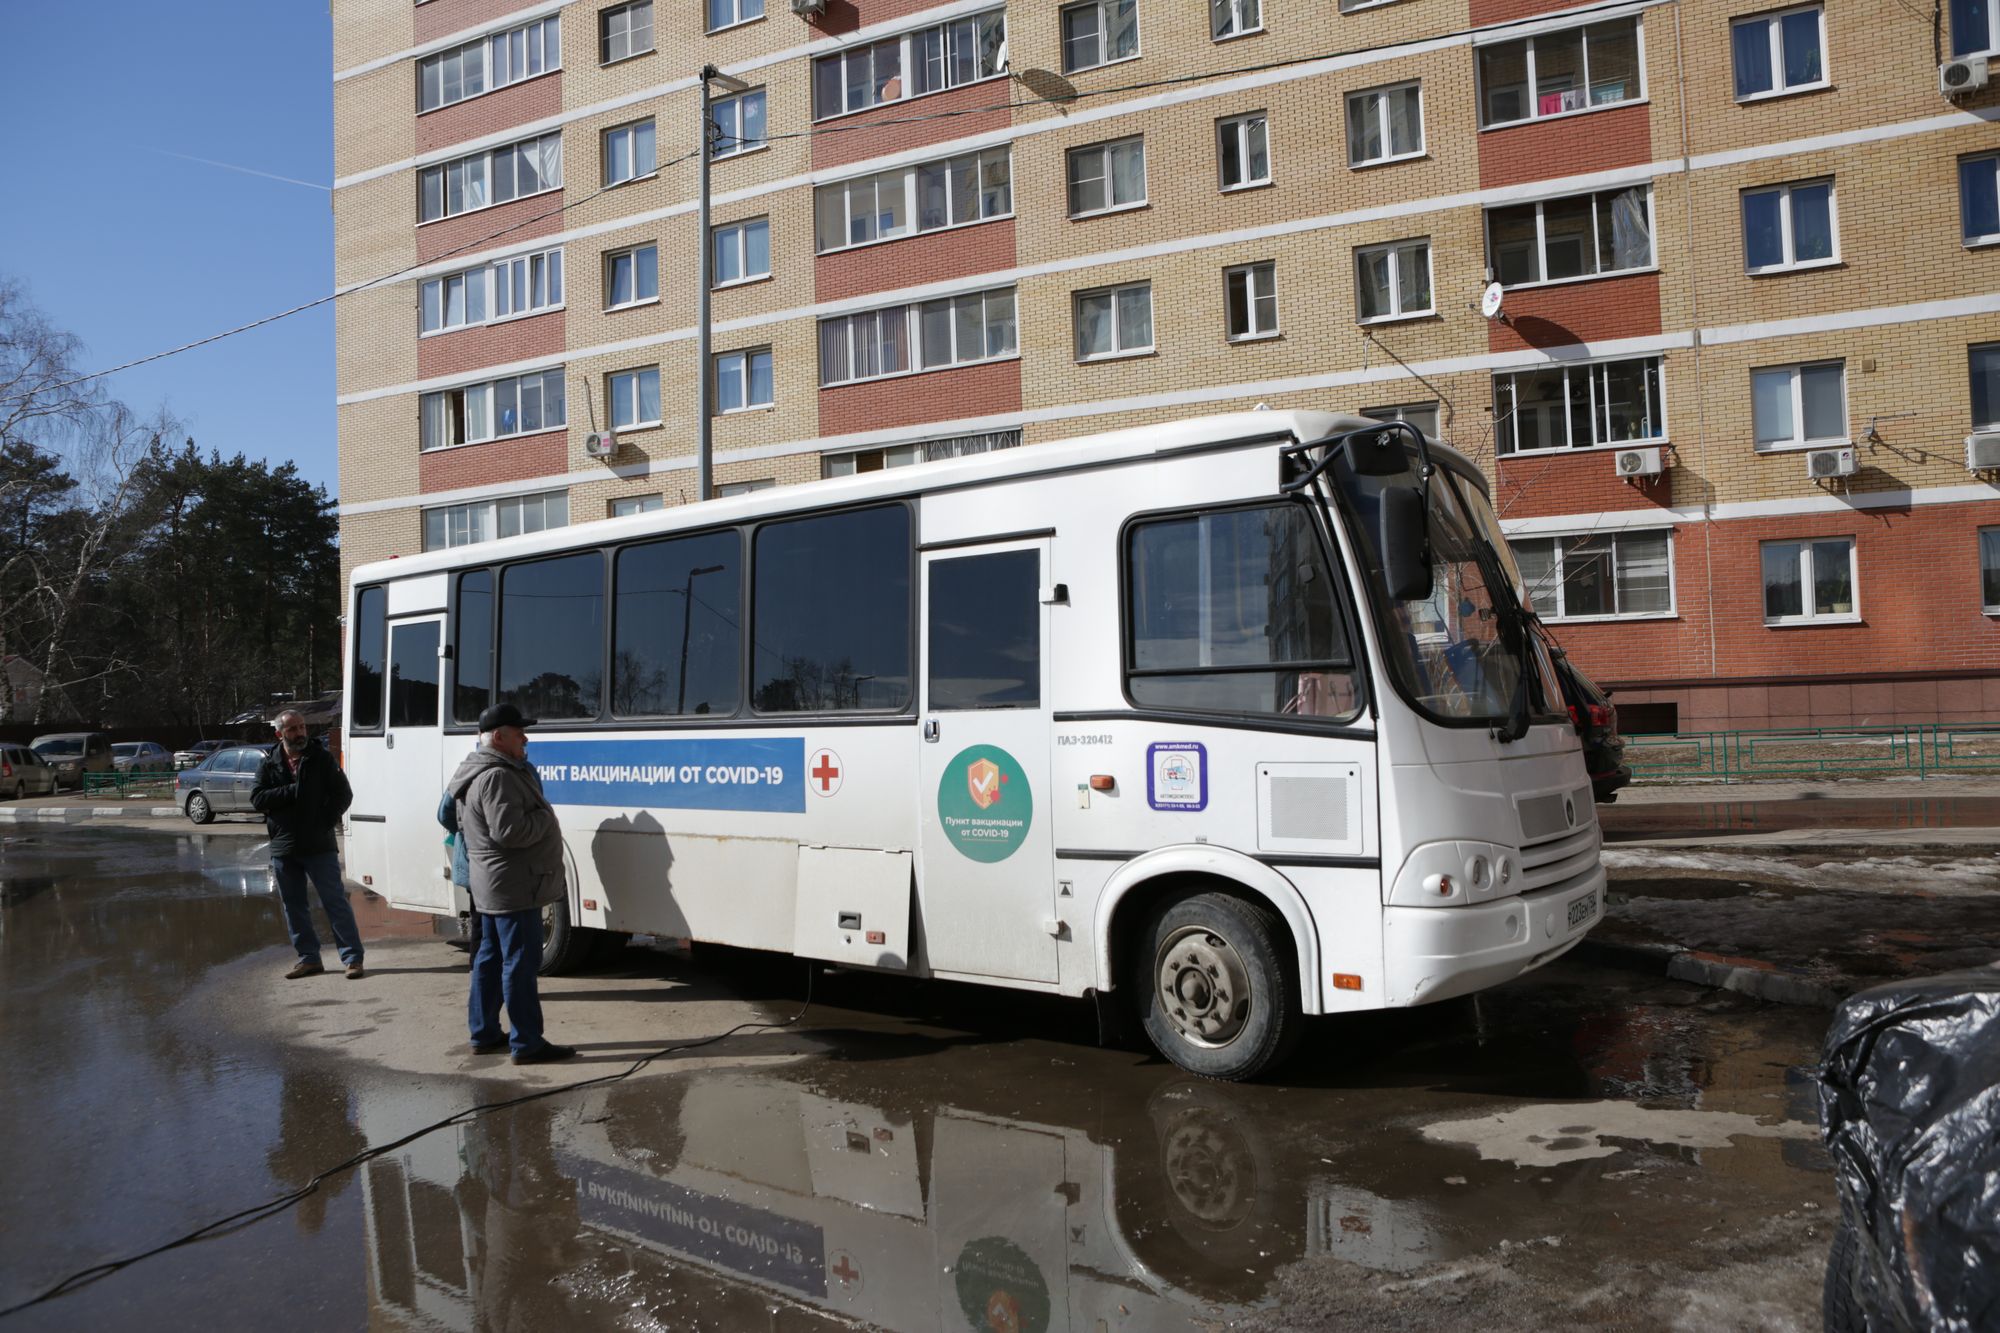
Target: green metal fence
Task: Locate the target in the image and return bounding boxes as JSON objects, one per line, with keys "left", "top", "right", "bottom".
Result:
{"left": 1627, "top": 724, "right": 2000, "bottom": 783}
{"left": 79, "top": 769, "right": 178, "bottom": 799}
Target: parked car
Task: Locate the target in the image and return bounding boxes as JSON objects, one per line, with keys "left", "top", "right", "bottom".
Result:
{"left": 1543, "top": 642, "right": 1631, "bottom": 804}
{"left": 173, "top": 739, "right": 231, "bottom": 770}
{"left": 112, "top": 741, "right": 175, "bottom": 774}
{"left": 0, "top": 743, "right": 60, "bottom": 800}
{"left": 175, "top": 745, "right": 273, "bottom": 824}
{"left": 31, "top": 732, "right": 114, "bottom": 791}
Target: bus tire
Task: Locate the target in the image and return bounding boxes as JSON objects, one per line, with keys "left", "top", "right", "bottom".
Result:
{"left": 1134, "top": 890, "right": 1302, "bottom": 1082}
{"left": 539, "top": 897, "right": 594, "bottom": 976}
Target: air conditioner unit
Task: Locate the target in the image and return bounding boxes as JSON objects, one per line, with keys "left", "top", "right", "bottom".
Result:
{"left": 1806, "top": 446, "right": 1857, "bottom": 480}
{"left": 583, "top": 431, "right": 618, "bottom": 459}
{"left": 790, "top": 0, "right": 826, "bottom": 15}
{"left": 1614, "top": 446, "right": 1663, "bottom": 479}
{"left": 1940, "top": 55, "right": 1989, "bottom": 97}
{"left": 1968, "top": 430, "right": 2000, "bottom": 471}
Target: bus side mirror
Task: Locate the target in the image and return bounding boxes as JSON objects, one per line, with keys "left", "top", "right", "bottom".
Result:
{"left": 1378, "top": 485, "right": 1433, "bottom": 602}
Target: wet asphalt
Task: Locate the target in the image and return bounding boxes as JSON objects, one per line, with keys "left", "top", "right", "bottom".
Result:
{"left": 0, "top": 827, "right": 1845, "bottom": 1331}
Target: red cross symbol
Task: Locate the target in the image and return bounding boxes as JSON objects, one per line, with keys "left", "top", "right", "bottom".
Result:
{"left": 832, "top": 1252, "right": 861, "bottom": 1286}
{"left": 810, "top": 749, "right": 843, "bottom": 797}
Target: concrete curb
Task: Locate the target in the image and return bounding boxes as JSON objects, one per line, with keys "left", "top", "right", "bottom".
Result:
{"left": 0, "top": 805, "right": 182, "bottom": 822}
{"left": 1573, "top": 937, "right": 1842, "bottom": 1008}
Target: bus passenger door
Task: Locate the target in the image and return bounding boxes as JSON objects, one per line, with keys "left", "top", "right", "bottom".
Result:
{"left": 917, "top": 540, "right": 1057, "bottom": 984}
{"left": 382, "top": 615, "right": 454, "bottom": 914}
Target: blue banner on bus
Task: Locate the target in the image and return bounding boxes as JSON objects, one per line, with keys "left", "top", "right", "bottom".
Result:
{"left": 530, "top": 738, "right": 805, "bottom": 813}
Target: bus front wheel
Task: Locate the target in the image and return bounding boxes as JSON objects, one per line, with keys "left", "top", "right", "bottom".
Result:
{"left": 1134, "top": 891, "right": 1302, "bottom": 1082}
{"left": 539, "top": 897, "right": 596, "bottom": 976}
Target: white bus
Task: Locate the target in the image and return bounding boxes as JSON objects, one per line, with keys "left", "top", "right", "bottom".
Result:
{"left": 343, "top": 410, "right": 1604, "bottom": 1080}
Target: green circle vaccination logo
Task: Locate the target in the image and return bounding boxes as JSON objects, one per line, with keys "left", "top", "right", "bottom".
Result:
{"left": 936, "top": 745, "right": 1033, "bottom": 863}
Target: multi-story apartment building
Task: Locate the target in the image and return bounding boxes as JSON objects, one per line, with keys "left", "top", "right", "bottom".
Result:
{"left": 333, "top": 0, "right": 2000, "bottom": 732}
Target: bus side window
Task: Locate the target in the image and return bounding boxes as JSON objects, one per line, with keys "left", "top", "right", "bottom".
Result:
{"left": 453, "top": 569, "right": 493, "bottom": 726}
{"left": 929, "top": 549, "right": 1040, "bottom": 710}
{"left": 351, "top": 585, "right": 387, "bottom": 731}
{"left": 613, "top": 530, "right": 742, "bottom": 717}
{"left": 752, "top": 506, "right": 911, "bottom": 713}
{"left": 499, "top": 552, "right": 606, "bottom": 721}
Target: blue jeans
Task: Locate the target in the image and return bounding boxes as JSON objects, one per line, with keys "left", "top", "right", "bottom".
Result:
{"left": 468, "top": 909, "right": 544, "bottom": 1054}
{"left": 273, "top": 852, "right": 364, "bottom": 967}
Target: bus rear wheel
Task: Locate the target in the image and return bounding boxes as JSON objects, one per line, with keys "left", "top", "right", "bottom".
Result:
{"left": 539, "top": 897, "right": 597, "bottom": 976}
{"left": 1134, "top": 891, "right": 1302, "bottom": 1082}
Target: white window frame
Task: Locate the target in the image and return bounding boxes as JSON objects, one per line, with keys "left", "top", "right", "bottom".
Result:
{"left": 418, "top": 132, "right": 563, "bottom": 224}
{"left": 1073, "top": 281, "right": 1154, "bottom": 362}
{"left": 420, "top": 247, "right": 565, "bottom": 336}
{"left": 423, "top": 490, "right": 569, "bottom": 551}
{"left": 710, "top": 89, "right": 767, "bottom": 158}
{"left": 420, "top": 369, "right": 567, "bottom": 451}
{"left": 1339, "top": 0, "right": 1400, "bottom": 10}
{"left": 818, "top": 287, "right": 1019, "bottom": 387}
{"left": 814, "top": 147, "right": 1012, "bottom": 253}
{"left": 1061, "top": 0, "right": 1140, "bottom": 75}
{"left": 603, "top": 243, "right": 659, "bottom": 310}
{"left": 1979, "top": 527, "right": 2000, "bottom": 615}
{"left": 1476, "top": 17, "right": 1647, "bottom": 129}
{"left": 714, "top": 347, "right": 775, "bottom": 414}
{"left": 1961, "top": 152, "right": 2000, "bottom": 247}
{"left": 1730, "top": 4, "right": 1829, "bottom": 101}
{"left": 1741, "top": 179, "right": 1839, "bottom": 274}
{"left": 1210, "top": 0, "right": 1261, "bottom": 41}
{"left": 610, "top": 494, "right": 666, "bottom": 517}
{"left": 602, "top": 119, "right": 656, "bottom": 186}
{"left": 1224, "top": 262, "right": 1279, "bottom": 341}
{"left": 712, "top": 218, "right": 771, "bottom": 287}
{"left": 601, "top": 1, "right": 654, "bottom": 65}
{"left": 1216, "top": 112, "right": 1271, "bottom": 191}
{"left": 1509, "top": 529, "right": 1677, "bottom": 622}
{"left": 608, "top": 366, "right": 663, "bottom": 431}
{"left": 706, "top": 0, "right": 764, "bottom": 35}
{"left": 718, "top": 478, "right": 776, "bottom": 497}
{"left": 1066, "top": 137, "right": 1147, "bottom": 218}
{"left": 418, "top": 15, "right": 561, "bottom": 113}
{"left": 811, "top": 9, "right": 1008, "bottom": 121}
{"left": 1345, "top": 81, "right": 1424, "bottom": 168}
{"left": 1354, "top": 238, "right": 1434, "bottom": 323}
{"left": 1363, "top": 402, "right": 1441, "bottom": 437}
{"left": 1761, "top": 537, "right": 1859, "bottom": 625}
{"left": 1951, "top": 0, "right": 2000, "bottom": 57}
{"left": 1486, "top": 186, "right": 1657, "bottom": 290}
{"left": 1752, "top": 361, "right": 1848, "bottom": 452}
{"left": 1494, "top": 356, "right": 1669, "bottom": 455}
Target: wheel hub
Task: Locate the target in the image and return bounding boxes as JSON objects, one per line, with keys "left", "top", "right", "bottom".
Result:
{"left": 1155, "top": 927, "right": 1253, "bottom": 1048}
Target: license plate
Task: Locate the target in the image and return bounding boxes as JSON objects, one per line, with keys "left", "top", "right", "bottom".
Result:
{"left": 1568, "top": 890, "right": 1598, "bottom": 929}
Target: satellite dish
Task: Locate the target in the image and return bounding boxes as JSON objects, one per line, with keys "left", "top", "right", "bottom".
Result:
{"left": 1480, "top": 282, "right": 1505, "bottom": 319}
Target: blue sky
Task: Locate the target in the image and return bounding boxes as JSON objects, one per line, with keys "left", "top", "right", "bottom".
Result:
{"left": 1, "top": 2, "right": 339, "bottom": 493}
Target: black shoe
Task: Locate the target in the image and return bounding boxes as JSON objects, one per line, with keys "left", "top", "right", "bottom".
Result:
{"left": 511, "top": 1042, "right": 576, "bottom": 1066}
{"left": 469, "top": 1038, "right": 510, "bottom": 1055}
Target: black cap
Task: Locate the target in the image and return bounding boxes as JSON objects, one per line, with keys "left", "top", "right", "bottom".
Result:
{"left": 478, "top": 702, "right": 538, "bottom": 732}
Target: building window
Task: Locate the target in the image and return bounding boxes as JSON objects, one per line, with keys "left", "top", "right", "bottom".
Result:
{"left": 1510, "top": 530, "right": 1673, "bottom": 620}
{"left": 814, "top": 147, "right": 1011, "bottom": 252}
{"left": 1487, "top": 186, "right": 1654, "bottom": 287}
{"left": 710, "top": 90, "right": 767, "bottom": 157}
{"left": 825, "top": 431, "right": 1020, "bottom": 476}
{"left": 1346, "top": 82, "right": 1422, "bottom": 167}
{"left": 713, "top": 218, "right": 771, "bottom": 285}
{"left": 1074, "top": 282, "right": 1154, "bottom": 361}
{"left": 706, "top": 0, "right": 763, "bottom": 33}
{"left": 718, "top": 478, "right": 776, "bottom": 496}
{"left": 1216, "top": 113, "right": 1270, "bottom": 190}
{"left": 601, "top": 1, "right": 654, "bottom": 64}
{"left": 818, "top": 289, "right": 1017, "bottom": 386}
{"left": 422, "top": 489, "right": 569, "bottom": 551}
{"left": 714, "top": 348, "right": 774, "bottom": 413}
{"left": 1339, "top": 0, "right": 1398, "bottom": 10}
{"left": 1478, "top": 17, "right": 1642, "bottom": 127}
{"left": 609, "top": 366, "right": 662, "bottom": 429}
{"left": 1354, "top": 239, "right": 1433, "bottom": 322}
{"left": 603, "top": 119, "right": 656, "bottom": 185}
{"left": 418, "top": 16, "right": 560, "bottom": 113}
{"left": 1363, "top": 402, "right": 1440, "bottom": 437}
{"left": 419, "top": 133, "right": 562, "bottom": 223}
{"left": 1962, "top": 153, "right": 2000, "bottom": 246}
{"left": 1062, "top": 0, "right": 1139, "bottom": 73}
{"left": 420, "top": 368, "right": 567, "bottom": 450}
{"left": 1211, "top": 0, "right": 1260, "bottom": 40}
{"left": 1761, "top": 537, "right": 1856, "bottom": 624}
{"left": 1067, "top": 137, "right": 1146, "bottom": 216}
{"left": 604, "top": 243, "right": 658, "bottom": 309}
{"left": 1752, "top": 362, "right": 1846, "bottom": 451}
{"left": 1495, "top": 357, "right": 1665, "bottom": 455}
{"left": 421, "top": 247, "right": 563, "bottom": 334}
{"left": 1731, "top": 5, "right": 1826, "bottom": 99}
{"left": 811, "top": 10, "right": 1006, "bottom": 120}
{"left": 1224, "top": 262, "right": 1278, "bottom": 340}
{"left": 1969, "top": 343, "right": 1999, "bottom": 428}
{"left": 611, "top": 495, "right": 665, "bottom": 517}
{"left": 1742, "top": 180, "right": 1836, "bottom": 272}
{"left": 1980, "top": 529, "right": 2000, "bottom": 613}
{"left": 1951, "top": 0, "right": 1999, "bottom": 57}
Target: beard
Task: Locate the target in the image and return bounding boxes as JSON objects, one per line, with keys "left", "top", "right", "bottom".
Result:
{"left": 284, "top": 735, "right": 308, "bottom": 753}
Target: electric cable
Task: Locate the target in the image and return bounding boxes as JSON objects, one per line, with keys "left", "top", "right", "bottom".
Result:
{"left": 1, "top": 0, "right": 1649, "bottom": 406}
{"left": 0, "top": 959, "right": 816, "bottom": 1320}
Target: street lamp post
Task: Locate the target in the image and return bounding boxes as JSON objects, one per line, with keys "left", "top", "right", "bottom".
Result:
{"left": 696, "top": 65, "right": 749, "bottom": 505}
{"left": 676, "top": 563, "right": 726, "bottom": 714}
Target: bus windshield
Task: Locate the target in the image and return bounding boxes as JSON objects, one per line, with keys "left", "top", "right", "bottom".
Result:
{"left": 1327, "top": 448, "right": 1532, "bottom": 727}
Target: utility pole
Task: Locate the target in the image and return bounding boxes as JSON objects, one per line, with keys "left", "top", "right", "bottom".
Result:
{"left": 676, "top": 564, "right": 725, "bottom": 713}
{"left": 696, "top": 65, "right": 749, "bottom": 505}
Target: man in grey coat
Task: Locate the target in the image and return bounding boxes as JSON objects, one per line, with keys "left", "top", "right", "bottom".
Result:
{"left": 448, "top": 703, "right": 574, "bottom": 1064}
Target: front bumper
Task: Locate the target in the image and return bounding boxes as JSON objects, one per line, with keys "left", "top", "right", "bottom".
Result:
{"left": 1381, "top": 864, "right": 1607, "bottom": 1007}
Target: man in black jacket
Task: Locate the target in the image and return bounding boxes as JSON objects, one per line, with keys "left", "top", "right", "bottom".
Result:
{"left": 252, "top": 710, "right": 363, "bottom": 980}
